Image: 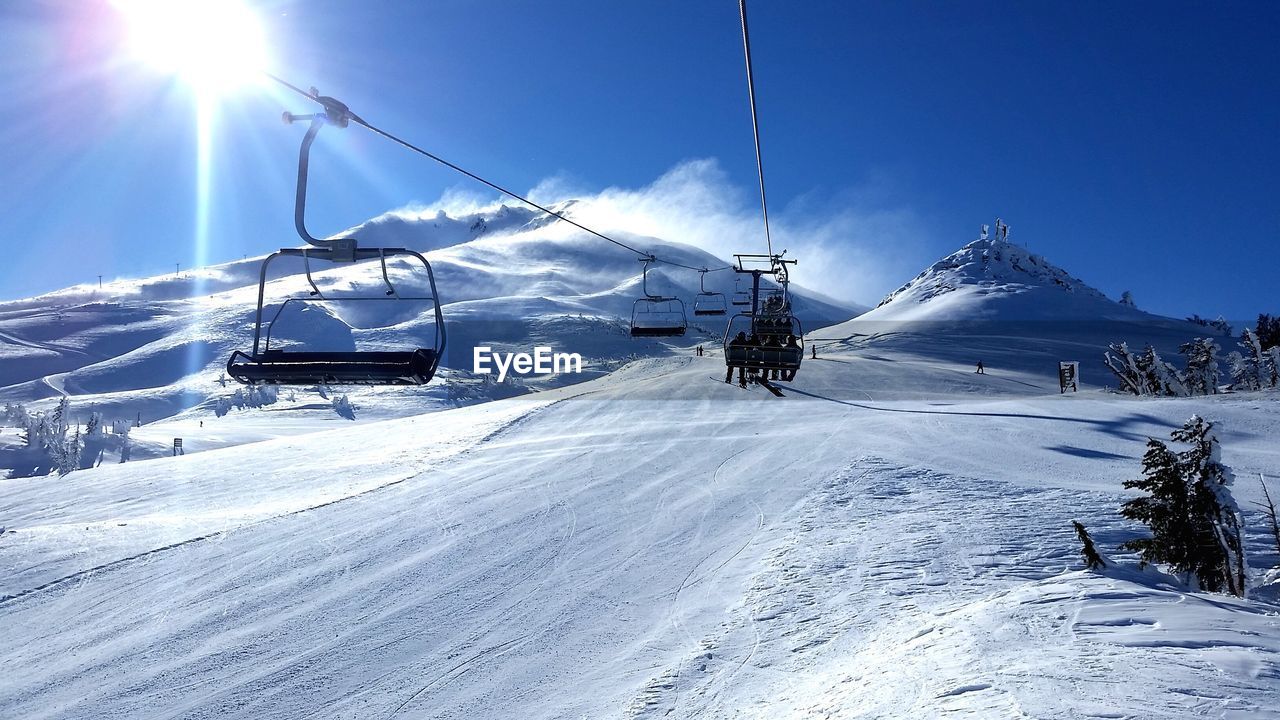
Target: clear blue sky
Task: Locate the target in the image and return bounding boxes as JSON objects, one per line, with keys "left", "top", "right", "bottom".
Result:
{"left": 2, "top": 1, "right": 1276, "bottom": 321}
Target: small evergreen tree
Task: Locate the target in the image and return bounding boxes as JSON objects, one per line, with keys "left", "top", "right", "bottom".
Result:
{"left": 1122, "top": 440, "right": 1197, "bottom": 572}
{"left": 1257, "top": 313, "right": 1280, "bottom": 350}
{"left": 1121, "top": 416, "right": 1245, "bottom": 596}
{"left": 1209, "top": 316, "right": 1234, "bottom": 337}
{"left": 1072, "top": 521, "right": 1106, "bottom": 569}
{"left": 1179, "top": 338, "right": 1220, "bottom": 395}
{"left": 1225, "top": 351, "right": 1251, "bottom": 390}
{"left": 1173, "top": 417, "right": 1245, "bottom": 596}
{"left": 1119, "top": 290, "right": 1136, "bottom": 307}
{"left": 1228, "top": 329, "right": 1267, "bottom": 390}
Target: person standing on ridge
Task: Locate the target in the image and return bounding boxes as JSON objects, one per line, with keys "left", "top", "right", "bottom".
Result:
{"left": 976, "top": 360, "right": 985, "bottom": 374}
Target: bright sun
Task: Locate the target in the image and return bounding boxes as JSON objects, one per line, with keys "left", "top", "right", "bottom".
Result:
{"left": 114, "top": 0, "right": 268, "bottom": 95}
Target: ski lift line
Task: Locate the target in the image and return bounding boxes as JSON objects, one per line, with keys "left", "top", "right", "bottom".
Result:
{"left": 262, "top": 72, "right": 726, "bottom": 275}
{"left": 739, "top": 0, "right": 773, "bottom": 259}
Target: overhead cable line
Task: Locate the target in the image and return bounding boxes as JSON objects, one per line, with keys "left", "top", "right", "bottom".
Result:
{"left": 263, "top": 72, "right": 733, "bottom": 275}
{"left": 738, "top": 0, "right": 773, "bottom": 258}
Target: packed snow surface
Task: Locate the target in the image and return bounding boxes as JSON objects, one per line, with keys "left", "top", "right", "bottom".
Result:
{"left": 3, "top": 353, "right": 1278, "bottom": 718}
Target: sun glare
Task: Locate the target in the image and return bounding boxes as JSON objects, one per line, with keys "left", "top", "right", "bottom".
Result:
{"left": 114, "top": 0, "right": 267, "bottom": 96}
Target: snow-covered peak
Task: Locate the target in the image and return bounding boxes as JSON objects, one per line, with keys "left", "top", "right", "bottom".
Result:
{"left": 851, "top": 221, "right": 1157, "bottom": 324}
{"left": 877, "top": 232, "right": 1109, "bottom": 310}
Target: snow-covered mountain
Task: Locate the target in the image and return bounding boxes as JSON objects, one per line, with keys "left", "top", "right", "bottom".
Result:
{"left": 816, "top": 226, "right": 1221, "bottom": 392}
{"left": 871, "top": 233, "right": 1155, "bottom": 322}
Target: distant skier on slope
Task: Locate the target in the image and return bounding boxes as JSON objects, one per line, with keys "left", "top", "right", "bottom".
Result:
{"left": 976, "top": 360, "right": 985, "bottom": 374}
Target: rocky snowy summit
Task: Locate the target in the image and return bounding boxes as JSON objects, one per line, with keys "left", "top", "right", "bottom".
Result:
{"left": 857, "top": 221, "right": 1182, "bottom": 326}
{"left": 878, "top": 233, "right": 1109, "bottom": 309}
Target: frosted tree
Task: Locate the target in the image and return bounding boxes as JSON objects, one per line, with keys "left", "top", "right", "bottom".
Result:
{"left": 1256, "top": 313, "right": 1280, "bottom": 350}
{"left": 1228, "top": 329, "right": 1267, "bottom": 390}
{"left": 1179, "top": 338, "right": 1220, "bottom": 395}
{"left": 1122, "top": 416, "right": 1245, "bottom": 596}
{"left": 1226, "top": 350, "right": 1256, "bottom": 390}
{"left": 1174, "top": 417, "right": 1245, "bottom": 596}
{"left": 1107, "top": 343, "right": 1188, "bottom": 396}
{"left": 1105, "top": 342, "right": 1150, "bottom": 395}
{"left": 1119, "top": 290, "right": 1136, "bottom": 307}
{"left": 1122, "top": 440, "right": 1195, "bottom": 574}
{"left": 1144, "top": 346, "right": 1187, "bottom": 397}
{"left": 1209, "top": 316, "right": 1233, "bottom": 337}
{"left": 49, "top": 397, "right": 69, "bottom": 444}
{"left": 58, "top": 425, "right": 82, "bottom": 476}
{"left": 1267, "top": 346, "right": 1280, "bottom": 388}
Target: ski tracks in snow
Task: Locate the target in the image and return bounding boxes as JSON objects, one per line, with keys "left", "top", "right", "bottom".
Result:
{"left": 627, "top": 457, "right": 1130, "bottom": 718}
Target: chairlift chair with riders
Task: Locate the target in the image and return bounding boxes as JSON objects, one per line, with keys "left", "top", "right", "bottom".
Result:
{"left": 722, "top": 254, "right": 803, "bottom": 380}
{"left": 630, "top": 257, "right": 688, "bottom": 337}
{"left": 226, "top": 90, "right": 446, "bottom": 386}
{"left": 692, "top": 269, "right": 727, "bottom": 317}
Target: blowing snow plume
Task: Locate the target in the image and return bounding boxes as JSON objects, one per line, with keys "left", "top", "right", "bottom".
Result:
{"left": 408, "top": 158, "right": 929, "bottom": 309}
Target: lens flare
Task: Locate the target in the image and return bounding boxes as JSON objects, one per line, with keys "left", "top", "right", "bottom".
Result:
{"left": 113, "top": 0, "right": 267, "bottom": 96}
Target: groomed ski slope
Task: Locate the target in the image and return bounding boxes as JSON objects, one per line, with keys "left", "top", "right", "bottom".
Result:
{"left": 2, "top": 349, "right": 1279, "bottom": 718}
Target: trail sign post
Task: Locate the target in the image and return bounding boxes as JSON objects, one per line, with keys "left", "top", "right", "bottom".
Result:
{"left": 1058, "top": 361, "right": 1079, "bottom": 393}
{"left": 173, "top": 438, "right": 184, "bottom": 456}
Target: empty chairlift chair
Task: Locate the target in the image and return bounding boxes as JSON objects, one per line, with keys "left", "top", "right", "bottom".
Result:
{"left": 692, "top": 269, "right": 727, "bottom": 317}
{"left": 630, "top": 257, "right": 688, "bottom": 337}
{"left": 730, "top": 277, "right": 752, "bottom": 307}
{"left": 226, "top": 95, "right": 446, "bottom": 386}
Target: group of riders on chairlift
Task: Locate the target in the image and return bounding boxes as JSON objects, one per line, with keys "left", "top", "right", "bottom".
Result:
{"left": 724, "top": 296, "right": 802, "bottom": 387}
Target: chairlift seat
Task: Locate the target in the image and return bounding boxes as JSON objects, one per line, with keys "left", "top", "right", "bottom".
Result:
{"left": 724, "top": 344, "right": 802, "bottom": 372}
{"left": 630, "top": 325, "right": 687, "bottom": 337}
{"left": 631, "top": 295, "right": 687, "bottom": 337}
{"left": 227, "top": 348, "right": 438, "bottom": 386}
{"left": 693, "top": 292, "right": 727, "bottom": 316}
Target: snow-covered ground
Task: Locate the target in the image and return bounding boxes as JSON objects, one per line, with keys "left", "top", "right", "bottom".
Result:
{"left": 3, "top": 350, "right": 1279, "bottom": 718}
{"left": 2, "top": 227, "right": 1278, "bottom": 717}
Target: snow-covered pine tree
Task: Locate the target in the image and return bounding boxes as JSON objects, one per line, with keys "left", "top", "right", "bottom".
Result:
{"left": 1179, "top": 338, "right": 1221, "bottom": 395}
{"left": 63, "top": 425, "right": 83, "bottom": 476}
{"left": 1267, "top": 346, "right": 1280, "bottom": 388}
{"left": 1173, "top": 416, "right": 1245, "bottom": 596}
{"left": 1105, "top": 342, "right": 1150, "bottom": 395}
{"left": 1119, "top": 290, "right": 1137, "bottom": 307}
{"left": 1257, "top": 313, "right": 1280, "bottom": 350}
{"left": 1122, "top": 439, "right": 1198, "bottom": 575}
{"left": 1144, "top": 346, "right": 1188, "bottom": 397}
{"left": 49, "top": 397, "right": 69, "bottom": 445}
{"left": 1210, "top": 316, "right": 1234, "bottom": 337}
{"left": 1229, "top": 329, "right": 1267, "bottom": 390}
{"left": 1122, "top": 417, "right": 1245, "bottom": 596}
{"left": 1225, "top": 351, "right": 1254, "bottom": 391}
